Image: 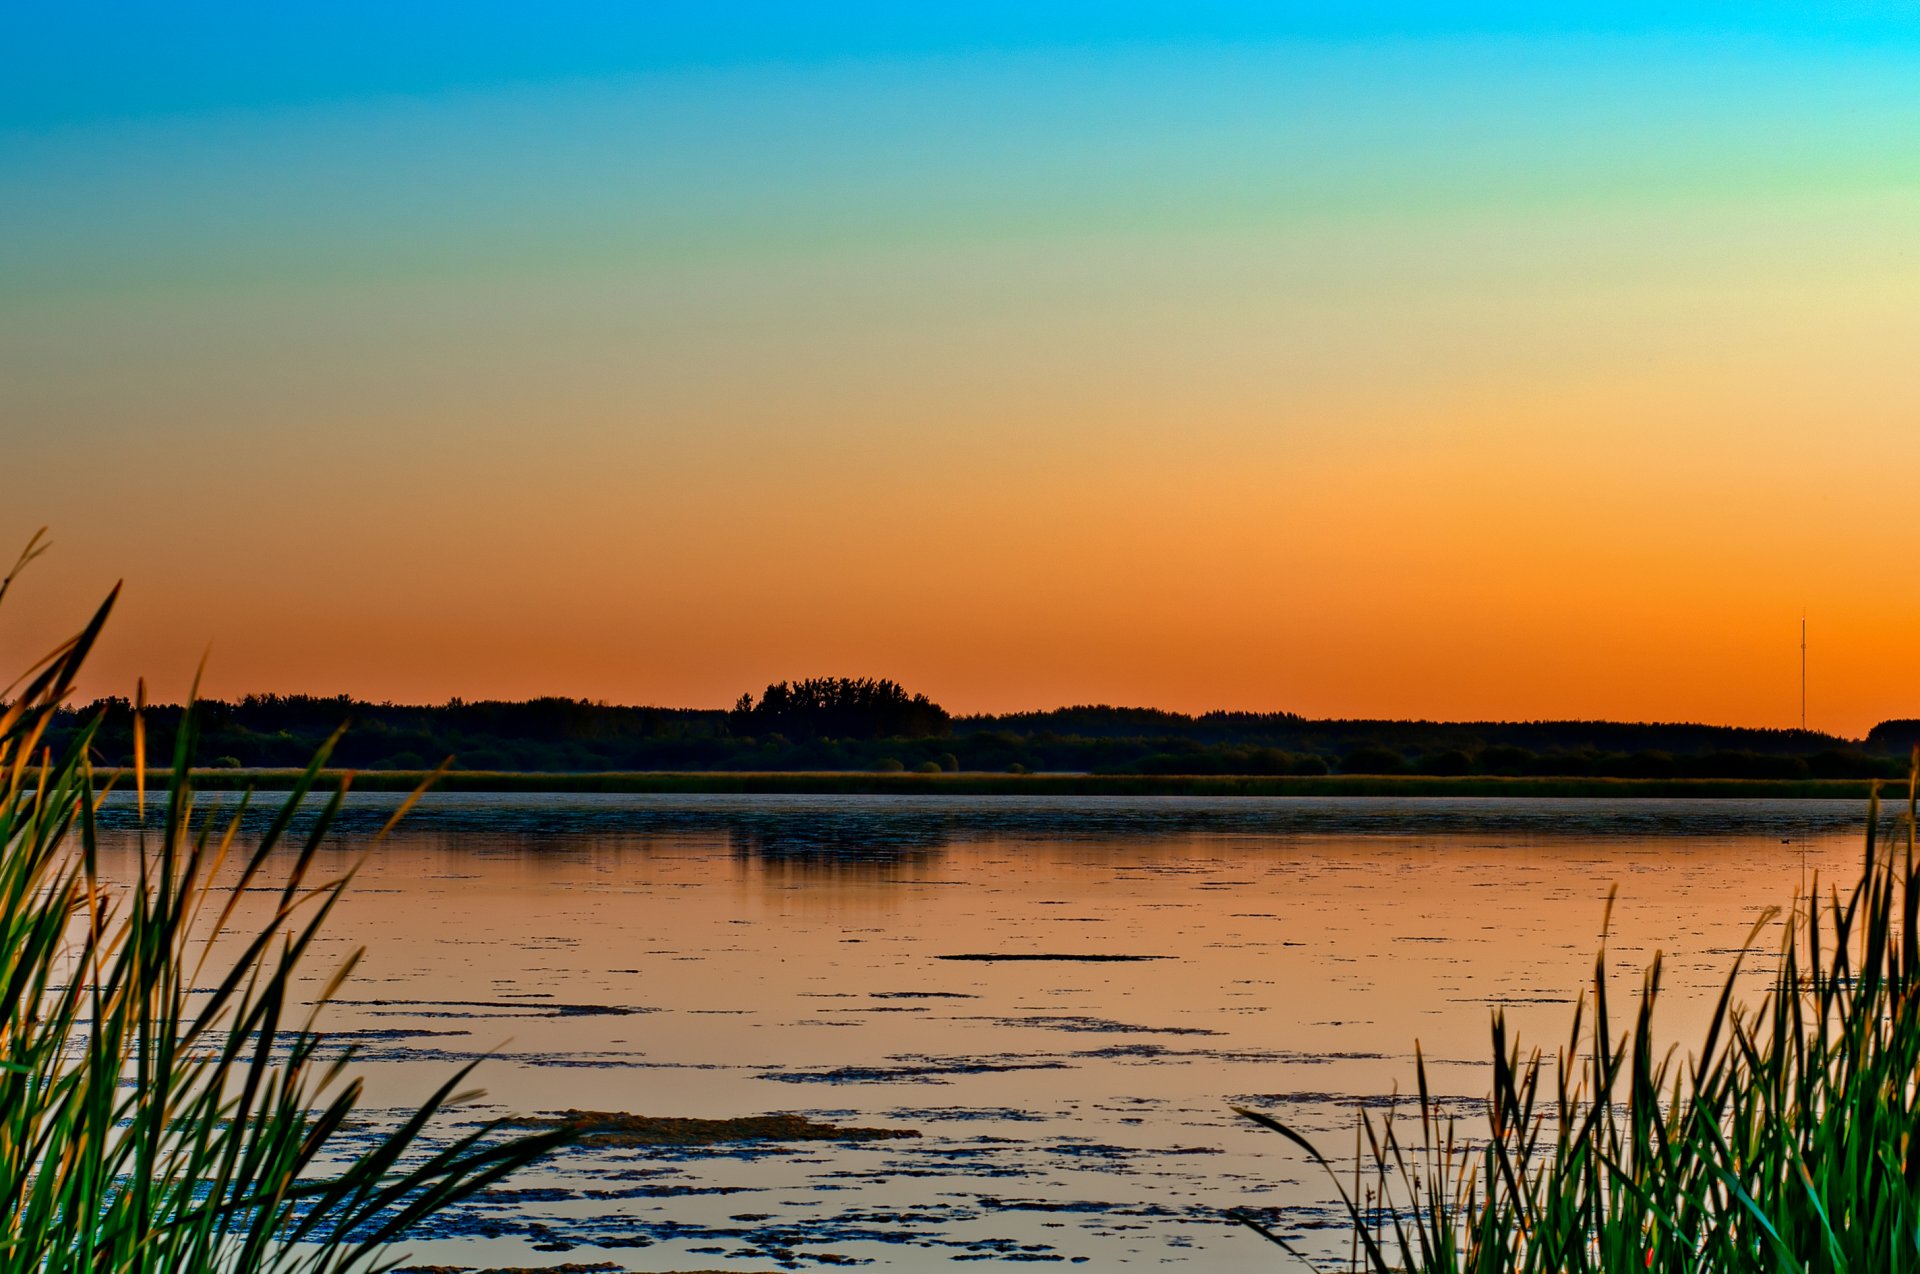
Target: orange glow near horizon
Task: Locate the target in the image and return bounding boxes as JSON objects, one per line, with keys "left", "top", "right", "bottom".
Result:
{"left": 8, "top": 327, "right": 1917, "bottom": 737}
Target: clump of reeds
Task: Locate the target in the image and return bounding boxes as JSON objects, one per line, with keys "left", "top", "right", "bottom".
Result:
{"left": 1238, "top": 755, "right": 1920, "bottom": 1272}
{"left": 0, "top": 536, "right": 566, "bottom": 1271}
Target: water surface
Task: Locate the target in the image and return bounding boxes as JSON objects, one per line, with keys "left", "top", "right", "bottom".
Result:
{"left": 94, "top": 794, "right": 1875, "bottom": 1270}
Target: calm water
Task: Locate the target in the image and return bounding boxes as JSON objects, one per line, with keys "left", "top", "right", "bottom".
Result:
{"left": 95, "top": 794, "right": 1878, "bottom": 1271}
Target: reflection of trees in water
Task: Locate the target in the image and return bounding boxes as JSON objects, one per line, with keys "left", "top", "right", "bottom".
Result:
{"left": 89, "top": 796, "right": 1882, "bottom": 892}
{"left": 90, "top": 791, "right": 1877, "bottom": 847}
{"left": 728, "top": 812, "right": 952, "bottom": 873}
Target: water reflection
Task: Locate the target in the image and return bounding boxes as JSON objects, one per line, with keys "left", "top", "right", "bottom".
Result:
{"left": 80, "top": 793, "right": 1885, "bottom": 1270}
{"left": 727, "top": 814, "right": 952, "bottom": 869}
{"left": 92, "top": 789, "right": 1876, "bottom": 844}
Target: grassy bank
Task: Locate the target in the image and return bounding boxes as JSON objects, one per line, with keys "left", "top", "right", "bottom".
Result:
{"left": 0, "top": 545, "right": 563, "bottom": 1270}
{"left": 94, "top": 768, "right": 1902, "bottom": 798}
{"left": 1239, "top": 771, "right": 1920, "bottom": 1270}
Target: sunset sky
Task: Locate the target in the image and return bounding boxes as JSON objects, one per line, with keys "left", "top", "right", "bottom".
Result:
{"left": 5, "top": 4, "right": 1919, "bottom": 733}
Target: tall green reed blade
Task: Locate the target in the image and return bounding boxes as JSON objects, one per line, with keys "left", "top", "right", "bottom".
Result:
{"left": 1239, "top": 753, "right": 1920, "bottom": 1273}
{"left": 0, "top": 558, "right": 574, "bottom": 1273}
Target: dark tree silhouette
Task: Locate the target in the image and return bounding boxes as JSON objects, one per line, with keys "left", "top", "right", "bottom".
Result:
{"left": 38, "top": 689, "right": 1904, "bottom": 776}
{"left": 731, "top": 677, "right": 950, "bottom": 740}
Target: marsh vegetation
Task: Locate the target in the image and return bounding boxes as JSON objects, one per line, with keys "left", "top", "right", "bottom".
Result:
{"left": 1241, "top": 768, "right": 1920, "bottom": 1271}
{"left": 0, "top": 540, "right": 562, "bottom": 1271}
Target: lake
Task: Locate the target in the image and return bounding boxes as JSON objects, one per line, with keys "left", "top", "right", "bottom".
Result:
{"left": 93, "top": 793, "right": 1878, "bottom": 1271}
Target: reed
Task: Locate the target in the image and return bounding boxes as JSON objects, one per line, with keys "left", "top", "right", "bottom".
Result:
{"left": 0, "top": 537, "right": 566, "bottom": 1272}
{"left": 1238, "top": 754, "right": 1920, "bottom": 1271}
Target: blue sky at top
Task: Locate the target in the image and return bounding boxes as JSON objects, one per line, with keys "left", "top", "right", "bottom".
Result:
{"left": 8, "top": 2, "right": 1920, "bottom": 127}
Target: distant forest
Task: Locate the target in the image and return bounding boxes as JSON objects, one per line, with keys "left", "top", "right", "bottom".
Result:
{"left": 41, "top": 676, "right": 1920, "bottom": 779}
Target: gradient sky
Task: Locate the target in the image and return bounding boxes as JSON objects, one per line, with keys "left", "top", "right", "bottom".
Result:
{"left": 5, "top": 3, "right": 1919, "bottom": 733}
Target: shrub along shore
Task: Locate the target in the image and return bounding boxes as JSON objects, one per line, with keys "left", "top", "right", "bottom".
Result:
{"left": 88, "top": 768, "right": 1903, "bottom": 798}
{"left": 46, "top": 686, "right": 1920, "bottom": 780}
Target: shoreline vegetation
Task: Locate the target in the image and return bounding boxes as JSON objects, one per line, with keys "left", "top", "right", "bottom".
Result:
{"left": 1238, "top": 767, "right": 1920, "bottom": 1271}
{"left": 90, "top": 767, "right": 1914, "bottom": 798}
{"left": 46, "top": 679, "right": 1920, "bottom": 782}
{"left": 0, "top": 538, "right": 566, "bottom": 1270}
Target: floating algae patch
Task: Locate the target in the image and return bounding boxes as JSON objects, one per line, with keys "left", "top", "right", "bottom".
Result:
{"left": 501, "top": 1110, "right": 919, "bottom": 1147}
{"left": 333, "top": 998, "right": 654, "bottom": 1018}
{"left": 396, "top": 1267, "right": 735, "bottom": 1273}
{"left": 975, "top": 1014, "right": 1222, "bottom": 1036}
{"left": 936, "top": 953, "right": 1169, "bottom": 962}
{"left": 886, "top": 1105, "right": 1050, "bottom": 1123}
{"left": 393, "top": 1265, "right": 634, "bottom": 1273}
{"left": 758, "top": 1059, "right": 1072, "bottom": 1085}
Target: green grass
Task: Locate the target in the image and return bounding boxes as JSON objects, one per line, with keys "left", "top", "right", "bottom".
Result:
{"left": 1238, "top": 759, "right": 1920, "bottom": 1271}
{"left": 91, "top": 769, "right": 1897, "bottom": 799}
{"left": 0, "top": 536, "right": 565, "bottom": 1271}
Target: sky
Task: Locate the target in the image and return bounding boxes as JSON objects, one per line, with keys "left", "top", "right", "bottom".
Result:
{"left": 4, "top": 3, "right": 1919, "bottom": 733}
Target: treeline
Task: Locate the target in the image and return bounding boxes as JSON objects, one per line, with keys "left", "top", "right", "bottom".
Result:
{"left": 52, "top": 695, "right": 729, "bottom": 773}
{"left": 36, "top": 684, "right": 1918, "bottom": 779}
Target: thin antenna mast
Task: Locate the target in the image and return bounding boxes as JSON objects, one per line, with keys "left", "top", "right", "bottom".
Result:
{"left": 1800, "top": 612, "right": 1807, "bottom": 732}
